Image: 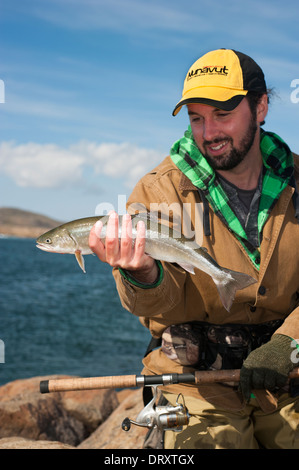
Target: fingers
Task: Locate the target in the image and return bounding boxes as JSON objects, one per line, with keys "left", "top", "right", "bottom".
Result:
{"left": 105, "top": 212, "right": 120, "bottom": 262}
{"left": 89, "top": 213, "right": 148, "bottom": 269}
{"left": 239, "top": 368, "right": 252, "bottom": 403}
{"left": 120, "top": 213, "right": 133, "bottom": 261}
{"left": 240, "top": 366, "right": 288, "bottom": 404}
{"left": 105, "top": 213, "right": 135, "bottom": 265}
{"left": 89, "top": 220, "right": 106, "bottom": 261}
{"left": 89, "top": 212, "right": 120, "bottom": 263}
{"left": 134, "top": 220, "right": 147, "bottom": 259}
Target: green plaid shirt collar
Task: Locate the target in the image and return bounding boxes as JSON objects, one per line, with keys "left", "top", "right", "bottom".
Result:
{"left": 170, "top": 126, "right": 295, "bottom": 270}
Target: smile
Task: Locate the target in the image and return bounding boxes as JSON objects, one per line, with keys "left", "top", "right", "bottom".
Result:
{"left": 207, "top": 140, "right": 229, "bottom": 155}
{"left": 210, "top": 142, "right": 227, "bottom": 151}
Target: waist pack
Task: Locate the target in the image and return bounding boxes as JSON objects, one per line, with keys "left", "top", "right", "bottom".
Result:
{"left": 161, "top": 320, "right": 283, "bottom": 370}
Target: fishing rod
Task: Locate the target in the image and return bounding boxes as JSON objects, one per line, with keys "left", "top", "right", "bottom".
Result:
{"left": 40, "top": 369, "right": 246, "bottom": 393}
{"left": 40, "top": 368, "right": 299, "bottom": 432}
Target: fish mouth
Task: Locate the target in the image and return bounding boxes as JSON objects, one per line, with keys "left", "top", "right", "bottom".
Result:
{"left": 36, "top": 242, "right": 58, "bottom": 253}
{"left": 36, "top": 242, "right": 75, "bottom": 254}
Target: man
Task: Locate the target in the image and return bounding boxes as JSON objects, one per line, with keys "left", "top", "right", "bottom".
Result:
{"left": 89, "top": 49, "right": 299, "bottom": 448}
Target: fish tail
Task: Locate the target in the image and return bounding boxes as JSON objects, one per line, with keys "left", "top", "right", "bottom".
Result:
{"left": 214, "top": 269, "right": 257, "bottom": 312}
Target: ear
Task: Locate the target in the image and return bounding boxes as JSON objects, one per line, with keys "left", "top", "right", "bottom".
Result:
{"left": 256, "top": 94, "right": 268, "bottom": 124}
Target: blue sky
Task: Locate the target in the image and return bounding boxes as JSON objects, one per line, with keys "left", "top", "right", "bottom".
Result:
{"left": 1, "top": 0, "right": 299, "bottom": 222}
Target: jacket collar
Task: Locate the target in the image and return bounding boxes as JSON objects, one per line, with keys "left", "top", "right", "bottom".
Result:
{"left": 179, "top": 172, "right": 198, "bottom": 191}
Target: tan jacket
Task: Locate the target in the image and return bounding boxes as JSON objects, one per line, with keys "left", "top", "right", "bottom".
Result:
{"left": 113, "top": 153, "right": 299, "bottom": 409}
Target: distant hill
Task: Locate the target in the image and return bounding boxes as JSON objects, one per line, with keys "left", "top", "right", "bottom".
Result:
{"left": 0, "top": 207, "right": 63, "bottom": 238}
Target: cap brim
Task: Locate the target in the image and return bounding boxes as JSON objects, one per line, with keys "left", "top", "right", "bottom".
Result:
{"left": 172, "top": 87, "right": 248, "bottom": 116}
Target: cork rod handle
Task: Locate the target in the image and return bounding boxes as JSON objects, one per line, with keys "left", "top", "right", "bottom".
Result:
{"left": 40, "top": 374, "right": 137, "bottom": 393}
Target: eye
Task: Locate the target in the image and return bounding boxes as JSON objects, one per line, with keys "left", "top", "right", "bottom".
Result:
{"left": 45, "top": 238, "right": 52, "bottom": 244}
{"left": 190, "top": 116, "right": 202, "bottom": 123}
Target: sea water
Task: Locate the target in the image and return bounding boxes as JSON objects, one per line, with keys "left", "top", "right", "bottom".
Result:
{"left": 0, "top": 237, "right": 151, "bottom": 386}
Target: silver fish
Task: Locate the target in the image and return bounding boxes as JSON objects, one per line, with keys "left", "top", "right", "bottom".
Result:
{"left": 36, "top": 213, "right": 257, "bottom": 311}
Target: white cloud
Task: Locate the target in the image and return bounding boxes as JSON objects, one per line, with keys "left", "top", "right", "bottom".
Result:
{"left": 72, "top": 141, "right": 162, "bottom": 187}
{"left": 0, "top": 142, "right": 84, "bottom": 188}
{"left": 0, "top": 140, "right": 163, "bottom": 189}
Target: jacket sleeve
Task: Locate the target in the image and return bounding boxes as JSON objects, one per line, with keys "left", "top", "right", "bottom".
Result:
{"left": 275, "top": 154, "right": 299, "bottom": 343}
{"left": 274, "top": 303, "right": 299, "bottom": 343}
{"left": 112, "top": 261, "right": 186, "bottom": 318}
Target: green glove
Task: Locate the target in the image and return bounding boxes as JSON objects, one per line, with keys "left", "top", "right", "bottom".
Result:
{"left": 240, "top": 334, "right": 295, "bottom": 402}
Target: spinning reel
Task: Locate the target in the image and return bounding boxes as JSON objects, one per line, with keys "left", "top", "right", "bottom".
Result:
{"left": 122, "top": 385, "right": 189, "bottom": 432}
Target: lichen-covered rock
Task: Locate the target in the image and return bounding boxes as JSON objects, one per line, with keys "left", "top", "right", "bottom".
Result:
{"left": 78, "top": 388, "right": 147, "bottom": 449}
{"left": 0, "top": 437, "right": 75, "bottom": 449}
{"left": 0, "top": 375, "right": 119, "bottom": 447}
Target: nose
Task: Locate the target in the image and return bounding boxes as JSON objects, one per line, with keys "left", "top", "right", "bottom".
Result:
{"left": 202, "top": 117, "right": 220, "bottom": 142}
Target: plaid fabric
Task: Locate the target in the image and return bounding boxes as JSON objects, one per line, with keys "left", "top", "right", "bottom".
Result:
{"left": 170, "top": 126, "right": 295, "bottom": 270}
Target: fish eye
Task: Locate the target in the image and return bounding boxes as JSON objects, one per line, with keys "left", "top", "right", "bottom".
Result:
{"left": 45, "top": 238, "right": 52, "bottom": 244}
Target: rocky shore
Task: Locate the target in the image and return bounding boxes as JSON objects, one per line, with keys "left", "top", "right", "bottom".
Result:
{"left": 0, "top": 375, "right": 148, "bottom": 449}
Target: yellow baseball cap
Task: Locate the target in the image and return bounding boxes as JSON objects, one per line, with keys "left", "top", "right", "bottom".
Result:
{"left": 172, "top": 49, "right": 267, "bottom": 116}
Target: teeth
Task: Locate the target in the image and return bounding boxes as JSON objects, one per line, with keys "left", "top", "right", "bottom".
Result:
{"left": 211, "top": 142, "right": 227, "bottom": 151}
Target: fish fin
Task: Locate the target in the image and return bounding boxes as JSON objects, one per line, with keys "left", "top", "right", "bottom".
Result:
{"left": 75, "top": 250, "right": 86, "bottom": 273}
{"left": 213, "top": 270, "right": 257, "bottom": 312}
{"left": 177, "top": 262, "right": 195, "bottom": 274}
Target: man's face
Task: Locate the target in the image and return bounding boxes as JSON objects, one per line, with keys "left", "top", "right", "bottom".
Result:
{"left": 187, "top": 98, "right": 261, "bottom": 171}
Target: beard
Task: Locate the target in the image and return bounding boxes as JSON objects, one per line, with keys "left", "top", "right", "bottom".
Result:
{"left": 202, "top": 114, "right": 258, "bottom": 171}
